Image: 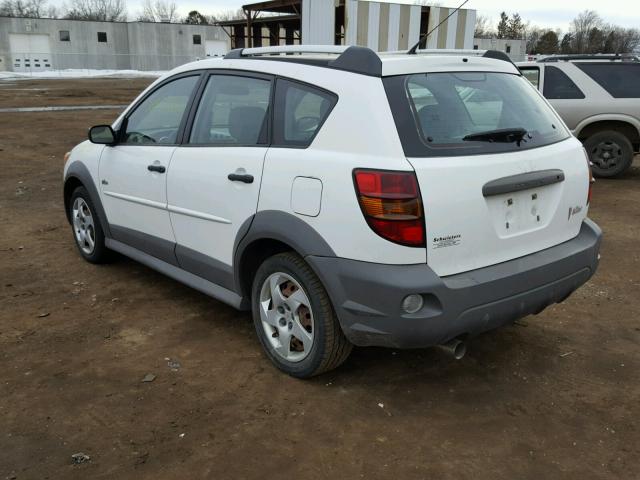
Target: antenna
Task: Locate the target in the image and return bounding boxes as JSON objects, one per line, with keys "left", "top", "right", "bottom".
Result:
{"left": 407, "top": 0, "right": 470, "bottom": 54}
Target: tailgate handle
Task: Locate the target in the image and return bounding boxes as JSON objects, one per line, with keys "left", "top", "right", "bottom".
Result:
{"left": 482, "top": 169, "right": 565, "bottom": 197}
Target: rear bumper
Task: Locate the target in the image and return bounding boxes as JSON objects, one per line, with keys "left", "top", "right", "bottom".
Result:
{"left": 307, "top": 219, "right": 602, "bottom": 348}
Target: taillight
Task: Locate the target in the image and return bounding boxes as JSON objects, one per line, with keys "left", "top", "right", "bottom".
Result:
{"left": 353, "top": 169, "right": 425, "bottom": 247}
{"left": 583, "top": 148, "right": 594, "bottom": 204}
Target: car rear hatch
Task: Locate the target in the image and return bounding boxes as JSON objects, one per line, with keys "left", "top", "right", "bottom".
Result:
{"left": 383, "top": 70, "right": 591, "bottom": 276}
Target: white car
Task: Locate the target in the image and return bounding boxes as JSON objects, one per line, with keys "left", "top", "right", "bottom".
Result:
{"left": 63, "top": 46, "right": 602, "bottom": 377}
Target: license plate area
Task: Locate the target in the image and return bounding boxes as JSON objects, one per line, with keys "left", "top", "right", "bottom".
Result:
{"left": 485, "top": 186, "right": 559, "bottom": 237}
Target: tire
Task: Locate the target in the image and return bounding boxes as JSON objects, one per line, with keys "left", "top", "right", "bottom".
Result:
{"left": 69, "top": 186, "right": 111, "bottom": 264}
{"left": 251, "top": 252, "right": 352, "bottom": 378}
{"left": 583, "top": 130, "right": 634, "bottom": 178}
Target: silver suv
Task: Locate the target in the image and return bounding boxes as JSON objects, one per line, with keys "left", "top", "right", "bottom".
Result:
{"left": 518, "top": 55, "right": 640, "bottom": 177}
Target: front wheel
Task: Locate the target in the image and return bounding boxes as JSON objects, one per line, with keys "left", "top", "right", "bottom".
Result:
{"left": 69, "top": 186, "right": 111, "bottom": 263}
{"left": 251, "top": 252, "right": 352, "bottom": 378}
{"left": 584, "top": 130, "right": 634, "bottom": 178}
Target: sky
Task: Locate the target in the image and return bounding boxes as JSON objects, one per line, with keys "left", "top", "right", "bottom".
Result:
{"left": 47, "top": 0, "right": 640, "bottom": 32}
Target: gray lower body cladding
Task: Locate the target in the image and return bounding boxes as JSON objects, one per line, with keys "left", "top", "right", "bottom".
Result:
{"left": 307, "top": 219, "right": 602, "bottom": 349}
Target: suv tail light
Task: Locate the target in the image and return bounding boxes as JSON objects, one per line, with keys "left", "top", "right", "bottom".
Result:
{"left": 353, "top": 169, "right": 425, "bottom": 247}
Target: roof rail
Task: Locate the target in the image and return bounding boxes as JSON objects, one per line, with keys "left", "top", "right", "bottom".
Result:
{"left": 539, "top": 54, "right": 640, "bottom": 63}
{"left": 224, "top": 45, "right": 382, "bottom": 76}
{"left": 225, "top": 45, "right": 349, "bottom": 58}
{"left": 409, "top": 48, "right": 516, "bottom": 67}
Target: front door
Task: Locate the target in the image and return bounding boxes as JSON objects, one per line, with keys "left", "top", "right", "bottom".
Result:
{"left": 167, "top": 72, "right": 272, "bottom": 288}
{"left": 99, "top": 74, "right": 201, "bottom": 264}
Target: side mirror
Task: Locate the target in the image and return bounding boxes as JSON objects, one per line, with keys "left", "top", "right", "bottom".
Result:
{"left": 88, "top": 125, "right": 116, "bottom": 145}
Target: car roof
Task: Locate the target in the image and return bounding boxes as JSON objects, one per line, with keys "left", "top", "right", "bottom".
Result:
{"left": 173, "top": 46, "right": 520, "bottom": 78}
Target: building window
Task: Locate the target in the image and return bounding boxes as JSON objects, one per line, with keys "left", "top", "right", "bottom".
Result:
{"left": 506, "top": 45, "right": 511, "bottom": 53}
{"left": 97, "top": 32, "right": 107, "bottom": 43}
{"left": 473, "top": 45, "right": 478, "bottom": 50}
{"left": 59, "top": 30, "right": 70, "bottom": 41}
{"left": 193, "top": 34, "right": 202, "bottom": 45}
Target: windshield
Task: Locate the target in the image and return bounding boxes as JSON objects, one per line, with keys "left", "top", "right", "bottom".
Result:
{"left": 383, "top": 72, "right": 569, "bottom": 157}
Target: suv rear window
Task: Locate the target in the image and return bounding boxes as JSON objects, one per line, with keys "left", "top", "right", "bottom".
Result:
{"left": 575, "top": 62, "right": 640, "bottom": 98}
{"left": 384, "top": 72, "right": 569, "bottom": 157}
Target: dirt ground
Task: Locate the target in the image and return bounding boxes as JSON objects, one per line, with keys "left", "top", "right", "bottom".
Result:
{"left": 0, "top": 77, "right": 638, "bottom": 480}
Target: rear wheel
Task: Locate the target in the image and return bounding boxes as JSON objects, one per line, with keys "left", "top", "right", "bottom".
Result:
{"left": 251, "top": 252, "right": 352, "bottom": 378}
{"left": 584, "top": 130, "right": 634, "bottom": 178}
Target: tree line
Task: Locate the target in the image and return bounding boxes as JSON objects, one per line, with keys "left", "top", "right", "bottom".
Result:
{"left": 475, "top": 10, "right": 640, "bottom": 55}
{"left": 0, "top": 0, "right": 244, "bottom": 23}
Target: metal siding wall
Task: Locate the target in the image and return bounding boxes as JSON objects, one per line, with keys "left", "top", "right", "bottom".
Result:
{"left": 387, "top": 3, "right": 400, "bottom": 51}
{"left": 301, "top": 0, "right": 335, "bottom": 44}
{"left": 342, "top": 2, "right": 475, "bottom": 52}
{"left": 425, "top": 7, "right": 438, "bottom": 49}
{"left": 356, "top": 1, "right": 369, "bottom": 46}
{"left": 378, "top": 2, "right": 390, "bottom": 51}
{"left": 366, "top": 1, "right": 380, "bottom": 49}
{"left": 463, "top": 9, "right": 476, "bottom": 49}
{"left": 446, "top": 10, "right": 458, "bottom": 48}
{"left": 407, "top": 5, "right": 421, "bottom": 49}
{"left": 345, "top": 0, "right": 358, "bottom": 45}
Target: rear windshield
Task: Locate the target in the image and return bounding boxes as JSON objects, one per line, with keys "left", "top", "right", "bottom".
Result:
{"left": 384, "top": 72, "right": 569, "bottom": 157}
{"left": 575, "top": 62, "right": 640, "bottom": 98}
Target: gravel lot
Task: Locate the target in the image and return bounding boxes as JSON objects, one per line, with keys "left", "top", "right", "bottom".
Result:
{"left": 1, "top": 78, "right": 639, "bottom": 480}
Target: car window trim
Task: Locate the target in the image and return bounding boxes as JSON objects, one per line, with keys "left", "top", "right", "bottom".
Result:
{"left": 116, "top": 71, "right": 206, "bottom": 147}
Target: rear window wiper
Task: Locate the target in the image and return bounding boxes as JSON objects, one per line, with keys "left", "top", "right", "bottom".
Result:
{"left": 463, "top": 128, "right": 529, "bottom": 145}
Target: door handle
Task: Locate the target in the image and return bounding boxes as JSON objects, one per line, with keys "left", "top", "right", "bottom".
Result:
{"left": 227, "top": 173, "right": 254, "bottom": 184}
{"left": 147, "top": 164, "right": 166, "bottom": 173}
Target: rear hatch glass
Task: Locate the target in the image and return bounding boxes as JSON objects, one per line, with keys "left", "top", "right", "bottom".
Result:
{"left": 384, "top": 72, "right": 569, "bottom": 157}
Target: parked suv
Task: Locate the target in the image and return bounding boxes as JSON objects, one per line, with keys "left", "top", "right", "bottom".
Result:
{"left": 64, "top": 46, "right": 601, "bottom": 377}
{"left": 518, "top": 55, "right": 640, "bottom": 177}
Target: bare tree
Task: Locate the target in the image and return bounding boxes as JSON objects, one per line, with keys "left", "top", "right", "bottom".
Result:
{"left": 137, "top": 0, "right": 177, "bottom": 22}
{"left": 570, "top": 10, "right": 602, "bottom": 54}
{"left": 474, "top": 15, "right": 493, "bottom": 38}
{"left": 210, "top": 8, "right": 245, "bottom": 23}
{"left": 64, "top": 0, "right": 126, "bottom": 21}
{"left": 0, "top": 0, "right": 52, "bottom": 17}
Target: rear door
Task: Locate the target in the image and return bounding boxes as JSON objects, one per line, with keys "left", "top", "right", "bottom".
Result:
{"left": 385, "top": 71, "right": 590, "bottom": 277}
{"left": 167, "top": 72, "right": 272, "bottom": 287}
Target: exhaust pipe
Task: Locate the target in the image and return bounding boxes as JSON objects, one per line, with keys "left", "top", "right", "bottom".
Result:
{"left": 437, "top": 338, "right": 466, "bottom": 360}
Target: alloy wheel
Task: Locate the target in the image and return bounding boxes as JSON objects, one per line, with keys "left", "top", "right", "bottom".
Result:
{"left": 259, "top": 272, "right": 314, "bottom": 362}
{"left": 72, "top": 197, "right": 96, "bottom": 255}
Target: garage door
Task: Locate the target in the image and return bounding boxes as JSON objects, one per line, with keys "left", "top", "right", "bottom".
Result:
{"left": 9, "top": 34, "right": 53, "bottom": 72}
{"left": 205, "top": 40, "right": 227, "bottom": 57}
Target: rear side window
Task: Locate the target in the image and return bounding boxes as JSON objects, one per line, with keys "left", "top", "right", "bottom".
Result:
{"left": 543, "top": 66, "right": 585, "bottom": 99}
{"left": 520, "top": 67, "right": 540, "bottom": 88}
{"left": 273, "top": 79, "right": 337, "bottom": 147}
{"left": 384, "top": 72, "right": 569, "bottom": 157}
{"left": 575, "top": 62, "right": 640, "bottom": 98}
{"left": 189, "top": 74, "right": 271, "bottom": 145}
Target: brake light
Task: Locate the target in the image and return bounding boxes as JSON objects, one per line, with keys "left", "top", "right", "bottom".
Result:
{"left": 583, "top": 148, "right": 594, "bottom": 204}
{"left": 353, "top": 169, "right": 425, "bottom": 247}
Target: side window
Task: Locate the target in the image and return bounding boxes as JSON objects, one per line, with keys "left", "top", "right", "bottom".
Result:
{"left": 520, "top": 67, "right": 540, "bottom": 88}
{"left": 189, "top": 75, "right": 271, "bottom": 145}
{"left": 273, "top": 79, "right": 337, "bottom": 147}
{"left": 123, "top": 75, "right": 199, "bottom": 145}
{"left": 543, "top": 66, "right": 585, "bottom": 99}
{"left": 575, "top": 63, "right": 640, "bottom": 98}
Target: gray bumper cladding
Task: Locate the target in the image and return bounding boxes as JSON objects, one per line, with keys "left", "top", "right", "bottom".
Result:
{"left": 307, "top": 219, "right": 602, "bottom": 348}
